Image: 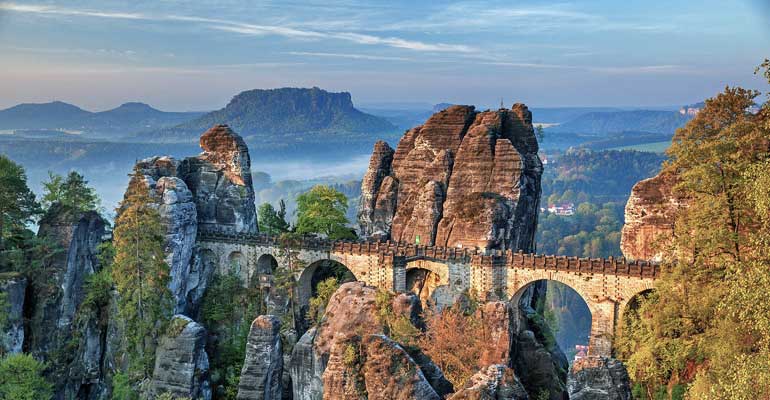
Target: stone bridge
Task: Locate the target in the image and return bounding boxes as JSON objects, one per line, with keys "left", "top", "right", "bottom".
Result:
{"left": 196, "top": 230, "right": 658, "bottom": 357}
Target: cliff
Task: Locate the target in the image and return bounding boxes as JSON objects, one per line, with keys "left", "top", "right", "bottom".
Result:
{"left": 358, "top": 104, "right": 543, "bottom": 251}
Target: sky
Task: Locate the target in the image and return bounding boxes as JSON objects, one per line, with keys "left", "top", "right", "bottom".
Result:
{"left": 0, "top": 0, "right": 769, "bottom": 111}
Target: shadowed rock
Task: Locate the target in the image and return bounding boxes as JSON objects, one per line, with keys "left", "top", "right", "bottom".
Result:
{"left": 238, "top": 315, "right": 283, "bottom": 400}
{"left": 567, "top": 357, "right": 631, "bottom": 400}
{"left": 152, "top": 315, "right": 211, "bottom": 400}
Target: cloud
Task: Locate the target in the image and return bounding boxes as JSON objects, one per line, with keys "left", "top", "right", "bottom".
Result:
{"left": 286, "top": 51, "right": 411, "bottom": 61}
{"left": 481, "top": 61, "right": 689, "bottom": 74}
{"left": 0, "top": 2, "right": 474, "bottom": 53}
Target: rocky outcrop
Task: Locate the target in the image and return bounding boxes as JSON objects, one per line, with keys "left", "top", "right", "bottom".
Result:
{"left": 567, "top": 357, "right": 631, "bottom": 400}
{"left": 130, "top": 125, "right": 257, "bottom": 315}
{"left": 0, "top": 273, "right": 26, "bottom": 354}
{"left": 181, "top": 124, "right": 258, "bottom": 235}
{"left": 152, "top": 315, "right": 211, "bottom": 400}
{"left": 449, "top": 365, "right": 529, "bottom": 400}
{"left": 358, "top": 104, "right": 542, "bottom": 251}
{"left": 620, "top": 171, "right": 684, "bottom": 261}
{"left": 357, "top": 141, "right": 395, "bottom": 239}
{"left": 30, "top": 205, "right": 107, "bottom": 357}
{"left": 361, "top": 334, "right": 441, "bottom": 400}
{"left": 237, "top": 316, "right": 283, "bottom": 400}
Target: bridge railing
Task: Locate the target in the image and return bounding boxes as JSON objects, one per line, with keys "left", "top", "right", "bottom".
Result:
{"left": 196, "top": 230, "right": 660, "bottom": 279}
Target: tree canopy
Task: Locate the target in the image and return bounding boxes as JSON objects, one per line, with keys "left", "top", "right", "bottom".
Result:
{"left": 258, "top": 200, "right": 290, "bottom": 235}
{"left": 41, "top": 171, "right": 99, "bottom": 213}
{"left": 295, "top": 185, "right": 356, "bottom": 240}
{"left": 0, "top": 353, "right": 53, "bottom": 400}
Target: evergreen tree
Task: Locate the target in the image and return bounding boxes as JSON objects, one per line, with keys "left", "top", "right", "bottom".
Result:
{"left": 295, "top": 185, "right": 355, "bottom": 240}
{"left": 0, "top": 155, "right": 39, "bottom": 254}
{"left": 41, "top": 171, "right": 99, "bottom": 213}
{"left": 258, "top": 199, "right": 290, "bottom": 235}
{"left": 111, "top": 170, "right": 172, "bottom": 378}
{"left": 0, "top": 353, "right": 53, "bottom": 400}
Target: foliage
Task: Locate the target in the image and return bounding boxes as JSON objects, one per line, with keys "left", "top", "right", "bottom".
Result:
{"left": 201, "top": 265, "right": 265, "bottom": 399}
{"left": 110, "top": 372, "right": 138, "bottom": 400}
{"left": 0, "top": 155, "right": 40, "bottom": 257}
{"left": 41, "top": 170, "right": 100, "bottom": 213}
{"left": 258, "top": 200, "right": 290, "bottom": 235}
{"left": 111, "top": 171, "right": 173, "bottom": 378}
{"left": 295, "top": 185, "right": 356, "bottom": 240}
{"left": 0, "top": 353, "right": 53, "bottom": 400}
{"left": 618, "top": 69, "right": 770, "bottom": 399}
{"left": 78, "top": 266, "right": 113, "bottom": 327}
{"left": 417, "top": 303, "right": 487, "bottom": 388}
{"left": 307, "top": 277, "right": 339, "bottom": 326}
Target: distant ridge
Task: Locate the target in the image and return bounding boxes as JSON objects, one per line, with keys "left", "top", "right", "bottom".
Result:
{"left": 137, "top": 87, "right": 397, "bottom": 143}
{"left": 546, "top": 109, "right": 691, "bottom": 135}
{"left": 0, "top": 101, "right": 203, "bottom": 136}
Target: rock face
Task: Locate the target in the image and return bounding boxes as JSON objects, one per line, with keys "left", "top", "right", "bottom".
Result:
{"left": 567, "top": 357, "right": 631, "bottom": 400}
{"left": 620, "top": 171, "right": 684, "bottom": 261}
{"left": 478, "top": 301, "right": 515, "bottom": 367}
{"left": 237, "top": 316, "right": 284, "bottom": 400}
{"left": 0, "top": 273, "right": 26, "bottom": 354}
{"left": 30, "top": 205, "right": 107, "bottom": 357}
{"left": 361, "top": 335, "right": 441, "bottom": 400}
{"left": 131, "top": 125, "right": 257, "bottom": 315}
{"left": 290, "top": 328, "right": 324, "bottom": 400}
{"left": 152, "top": 315, "right": 211, "bottom": 400}
{"left": 358, "top": 104, "right": 542, "bottom": 251}
{"left": 449, "top": 365, "right": 529, "bottom": 400}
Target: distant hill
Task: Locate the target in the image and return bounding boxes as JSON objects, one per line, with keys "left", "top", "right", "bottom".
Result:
{"left": 531, "top": 107, "right": 621, "bottom": 124}
{"left": 546, "top": 110, "right": 690, "bottom": 135}
{"left": 0, "top": 101, "right": 203, "bottom": 136}
{"left": 137, "top": 87, "right": 398, "bottom": 143}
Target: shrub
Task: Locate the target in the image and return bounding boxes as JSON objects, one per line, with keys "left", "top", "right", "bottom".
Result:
{"left": 0, "top": 353, "right": 53, "bottom": 400}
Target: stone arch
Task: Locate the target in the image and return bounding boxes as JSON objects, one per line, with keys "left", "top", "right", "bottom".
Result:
{"left": 297, "top": 259, "right": 358, "bottom": 309}
{"left": 255, "top": 253, "right": 278, "bottom": 274}
{"left": 405, "top": 259, "right": 457, "bottom": 309}
{"left": 615, "top": 288, "right": 656, "bottom": 352}
{"left": 227, "top": 251, "right": 246, "bottom": 274}
{"left": 509, "top": 277, "right": 601, "bottom": 358}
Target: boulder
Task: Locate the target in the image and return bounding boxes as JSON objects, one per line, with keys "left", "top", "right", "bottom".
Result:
{"left": 357, "top": 104, "right": 542, "bottom": 251}
{"left": 449, "top": 365, "right": 529, "bottom": 400}
{"left": 152, "top": 315, "right": 211, "bottom": 400}
{"left": 237, "top": 315, "right": 283, "bottom": 400}
{"left": 567, "top": 357, "right": 631, "bottom": 400}
{"left": 0, "top": 273, "right": 26, "bottom": 354}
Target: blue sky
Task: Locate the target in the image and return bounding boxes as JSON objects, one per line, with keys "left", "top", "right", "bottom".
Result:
{"left": 0, "top": 0, "right": 768, "bottom": 110}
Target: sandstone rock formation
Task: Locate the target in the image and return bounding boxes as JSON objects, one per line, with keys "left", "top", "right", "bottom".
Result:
{"left": 478, "top": 301, "right": 514, "bottom": 367}
{"left": 620, "top": 171, "right": 684, "bottom": 261}
{"left": 131, "top": 124, "right": 257, "bottom": 315}
{"left": 567, "top": 357, "right": 631, "bottom": 400}
{"left": 358, "top": 105, "right": 542, "bottom": 251}
{"left": 291, "top": 328, "right": 324, "bottom": 400}
{"left": 0, "top": 273, "right": 26, "bottom": 354}
{"left": 449, "top": 365, "right": 529, "bottom": 400}
{"left": 152, "top": 315, "right": 211, "bottom": 400}
{"left": 360, "top": 334, "right": 441, "bottom": 400}
{"left": 237, "top": 315, "right": 284, "bottom": 400}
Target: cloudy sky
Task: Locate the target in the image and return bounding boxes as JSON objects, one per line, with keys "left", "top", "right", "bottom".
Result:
{"left": 0, "top": 0, "right": 768, "bottom": 111}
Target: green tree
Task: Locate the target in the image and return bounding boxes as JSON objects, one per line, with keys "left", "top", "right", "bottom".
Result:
{"left": 41, "top": 171, "right": 99, "bottom": 213}
{"left": 0, "top": 155, "right": 39, "bottom": 253}
{"left": 618, "top": 64, "right": 770, "bottom": 399}
{"left": 295, "top": 185, "right": 356, "bottom": 240}
{"left": 0, "top": 353, "right": 53, "bottom": 400}
{"left": 111, "top": 171, "right": 173, "bottom": 378}
{"left": 258, "top": 200, "right": 290, "bottom": 235}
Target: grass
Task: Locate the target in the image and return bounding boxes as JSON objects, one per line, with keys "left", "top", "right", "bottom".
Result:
{"left": 609, "top": 141, "right": 670, "bottom": 153}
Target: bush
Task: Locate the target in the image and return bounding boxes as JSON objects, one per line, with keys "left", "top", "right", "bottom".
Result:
{"left": 0, "top": 353, "right": 53, "bottom": 400}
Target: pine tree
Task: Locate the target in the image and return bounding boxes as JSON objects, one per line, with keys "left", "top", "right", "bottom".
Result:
{"left": 258, "top": 199, "right": 290, "bottom": 235}
{"left": 0, "top": 156, "right": 39, "bottom": 254}
{"left": 111, "top": 170, "right": 172, "bottom": 378}
{"left": 41, "top": 171, "right": 99, "bottom": 213}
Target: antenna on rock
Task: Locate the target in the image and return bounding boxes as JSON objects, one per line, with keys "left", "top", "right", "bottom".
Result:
{"left": 500, "top": 98, "right": 504, "bottom": 109}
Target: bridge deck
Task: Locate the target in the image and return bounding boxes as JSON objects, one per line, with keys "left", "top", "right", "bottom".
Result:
{"left": 196, "top": 231, "right": 659, "bottom": 279}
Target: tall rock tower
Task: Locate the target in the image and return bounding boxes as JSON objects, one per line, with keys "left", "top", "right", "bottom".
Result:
{"left": 358, "top": 104, "right": 542, "bottom": 251}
